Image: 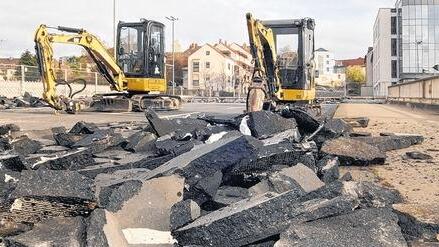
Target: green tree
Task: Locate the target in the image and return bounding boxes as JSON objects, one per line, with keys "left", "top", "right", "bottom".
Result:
{"left": 345, "top": 65, "right": 365, "bottom": 84}
{"left": 18, "top": 50, "right": 37, "bottom": 66}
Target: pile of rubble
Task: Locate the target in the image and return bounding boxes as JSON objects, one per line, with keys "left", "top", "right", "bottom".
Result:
{"left": 0, "top": 108, "right": 436, "bottom": 246}
{"left": 0, "top": 92, "right": 47, "bottom": 110}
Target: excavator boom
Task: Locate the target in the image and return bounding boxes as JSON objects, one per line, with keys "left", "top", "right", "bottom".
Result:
{"left": 34, "top": 25, "right": 126, "bottom": 110}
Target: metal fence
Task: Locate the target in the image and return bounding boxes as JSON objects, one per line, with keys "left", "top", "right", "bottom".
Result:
{"left": 0, "top": 64, "right": 111, "bottom": 98}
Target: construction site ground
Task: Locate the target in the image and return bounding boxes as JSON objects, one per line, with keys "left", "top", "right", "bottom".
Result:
{"left": 1, "top": 102, "right": 438, "bottom": 225}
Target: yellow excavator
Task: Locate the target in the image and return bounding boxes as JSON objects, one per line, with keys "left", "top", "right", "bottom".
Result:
{"left": 246, "top": 13, "right": 316, "bottom": 112}
{"left": 34, "top": 19, "right": 181, "bottom": 113}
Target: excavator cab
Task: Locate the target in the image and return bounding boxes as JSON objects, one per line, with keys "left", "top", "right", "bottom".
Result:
{"left": 263, "top": 19, "right": 315, "bottom": 93}
{"left": 116, "top": 19, "right": 166, "bottom": 93}
{"left": 246, "top": 14, "right": 316, "bottom": 112}
{"left": 262, "top": 18, "right": 316, "bottom": 103}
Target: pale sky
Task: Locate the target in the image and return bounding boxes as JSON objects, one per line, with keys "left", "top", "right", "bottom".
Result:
{"left": 0, "top": 0, "right": 395, "bottom": 59}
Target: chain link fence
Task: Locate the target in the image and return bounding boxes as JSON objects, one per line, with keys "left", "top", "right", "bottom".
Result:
{"left": 0, "top": 64, "right": 111, "bottom": 98}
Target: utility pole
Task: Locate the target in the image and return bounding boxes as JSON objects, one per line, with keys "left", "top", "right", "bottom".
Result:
{"left": 166, "top": 16, "right": 178, "bottom": 95}
{"left": 0, "top": 39, "right": 5, "bottom": 57}
{"left": 113, "top": 0, "right": 117, "bottom": 59}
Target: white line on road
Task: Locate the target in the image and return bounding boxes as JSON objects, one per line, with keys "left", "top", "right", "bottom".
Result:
{"left": 161, "top": 111, "right": 201, "bottom": 119}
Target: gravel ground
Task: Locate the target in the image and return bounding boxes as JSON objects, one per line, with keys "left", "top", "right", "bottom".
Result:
{"left": 335, "top": 103, "right": 439, "bottom": 227}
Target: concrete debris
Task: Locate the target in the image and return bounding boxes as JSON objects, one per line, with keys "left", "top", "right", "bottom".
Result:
{"left": 171, "top": 199, "right": 201, "bottom": 230}
{"left": 247, "top": 111, "right": 297, "bottom": 139}
{"left": 275, "top": 208, "right": 407, "bottom": 247}
{"left": 405, "top": 151, "right": 433, "bottom": 160}
{"left": 321, "top": 137, "right": 386, "bottom": 166}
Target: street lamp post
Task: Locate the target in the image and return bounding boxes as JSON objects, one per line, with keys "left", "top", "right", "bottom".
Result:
{"left": 415, "top": 40, "right": 423, "bottom": 73}
{"left": 166, "top": 16, "right": 178, "bottom": 95}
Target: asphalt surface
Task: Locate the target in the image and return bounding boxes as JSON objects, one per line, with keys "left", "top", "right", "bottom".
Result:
{"left": 0, "top": 103, "right": 246, "bottom": 131}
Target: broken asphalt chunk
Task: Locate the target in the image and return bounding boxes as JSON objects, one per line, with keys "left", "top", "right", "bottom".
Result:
{"left": 98, "top": 180, "right": 143, "bottom": 212}
{"left": 247, "top": 111, "right": 297, "bottom": 139}
{"left": 353, "top": 134, "right": 424, "bottom": 152}
{"left": 145, "top": 109, "right": 208, "bottom": 137}
{"left": 124, "top": 131, "right": 157, "bottom": 153}
{"left": 0, "top": 124, "right": 20, "bottom": 136}
{"left": 12, "top": 169, "right": 95, "bottom": 204}
{"left": 269, "top": 164, "right": 325, "bottom": 194}
{"left": 31, "top": 148, "right": 95, "bottom": 170}
{"left": 5, "top": 217, "right": 87, "bottom": 246}
{"left": 341, "top": 117, "right": 370, "bottom": 128}
{"left": 173, "top": 194, "right": 358, "bottom": 247}
{"left": 10, "top": 136, "right": 42, "bottom": 156}
{"left": 69, "top": 121, "right": 99, "bottom": 134}
{"left": 0, "top": 154, "right": 26, "bottom": 172}
{"left": 275, "top": 208, "right": 407, "bottom": 247}
{"left": 405, "top": 151, "right": 433, "bottom": 160}
{"left": 171, "top": 199, "right": 201, "bottom": 231}
{"left": 320, "top": 137, "right": 386, "bottom": 166}
{"left": 86, "top": 208, "right": 128, "bottom": 246}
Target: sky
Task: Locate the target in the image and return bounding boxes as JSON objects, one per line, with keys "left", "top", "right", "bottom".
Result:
{"left": 0, "top": 0, "right": 396, "bottom": 60}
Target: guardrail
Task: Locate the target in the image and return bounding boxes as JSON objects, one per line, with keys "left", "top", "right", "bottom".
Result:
{"left": 388, "top": 76, "right": 439, "bottom": 105}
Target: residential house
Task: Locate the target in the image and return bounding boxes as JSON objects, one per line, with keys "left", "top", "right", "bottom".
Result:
{"left": 187, "top": 41, "right": 253, "bottom": 96}
{"left": 314, "top": 48, "right": 345, "bottom": 88}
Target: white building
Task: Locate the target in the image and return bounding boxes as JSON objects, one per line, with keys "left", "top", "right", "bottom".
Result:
{"left": 187, "top": 41, "right": 252, "bottom": 95}
{"left": 314, "top": 48, "right": 344, "bottom": 88}
{"left": 372, "top": 8, "right": 398, "bottom": 97}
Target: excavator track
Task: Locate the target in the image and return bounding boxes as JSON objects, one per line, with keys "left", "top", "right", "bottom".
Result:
{"left": 90, "top": 93, "right": 181, "bottom": 112}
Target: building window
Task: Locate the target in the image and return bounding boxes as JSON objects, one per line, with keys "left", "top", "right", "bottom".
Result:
{"left": 228, "top": 63, "right": 231, "bottom": 70}
{"left": 206, "top": 62, "right": 210, "bottom": 69}
{"left": 193, "top": 80, "right": 199, "bottom": 87}
{"left": 326, "top": 61, "right": 329, "bottom": 65}
{"left": 326, "top": 55, "right": 329, "bottom": 58}
{"left": 326, "top": 68, "right": 330, "bottom": 72}
{"left": 391, "top": 17, "right": 397, "bottom": 35}
{"left": 391, "top": 60, "right": 397, "bottom": 79}
{"left": 391, "top": 38, "right": 397, "bottom": 56}
{"left": 206, "top": 75, "right": 210, "bottom": 82}
{"left": 206, "top": 51, "right": 210, "bottom": 56}
{"left": 193, "top": 61, "right": 199, "bottom": 72}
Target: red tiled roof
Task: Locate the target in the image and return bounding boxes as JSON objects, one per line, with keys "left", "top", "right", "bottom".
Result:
{"left": 336, "top": 57, "right": 365, "bottom": 67}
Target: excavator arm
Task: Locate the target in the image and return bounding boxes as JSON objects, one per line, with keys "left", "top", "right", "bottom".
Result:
{"left": 246, "top": 13, "right": 281, "bottom": 112}
{"left": 34, "top": 25, "right": 127, "bottom": 110}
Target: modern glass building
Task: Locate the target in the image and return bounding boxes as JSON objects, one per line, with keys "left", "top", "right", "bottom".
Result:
{"left": 395, "top": 0, "right": 439, "bottom": 81}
